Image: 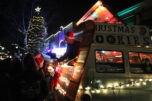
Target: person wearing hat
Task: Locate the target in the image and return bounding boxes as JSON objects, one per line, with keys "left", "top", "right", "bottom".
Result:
{"left": 55, "top": 31, "right": 81, "bottom": 66}
{"left": 34, "top": 50, "right": 44, "bottom": 68}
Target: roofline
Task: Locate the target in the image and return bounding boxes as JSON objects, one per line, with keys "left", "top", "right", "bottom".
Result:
{"left": 45, "top": 22, "right": 73, "bottom": 42}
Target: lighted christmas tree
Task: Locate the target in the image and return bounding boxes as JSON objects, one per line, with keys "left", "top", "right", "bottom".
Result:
{"left": 27, "top": 6, "right": 47, "bottom": 52}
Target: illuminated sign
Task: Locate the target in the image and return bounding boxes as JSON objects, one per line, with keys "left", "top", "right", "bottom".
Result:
{"left": 94, "top": 23, "right": 150, "bottom": 45}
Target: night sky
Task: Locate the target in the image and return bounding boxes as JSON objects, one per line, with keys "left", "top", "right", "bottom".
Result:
{"left": 0, "top": 0, "right": 143, "bottom": 46}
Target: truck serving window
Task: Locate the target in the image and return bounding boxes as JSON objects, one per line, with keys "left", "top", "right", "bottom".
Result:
{"left": 95, "top": 50, "right": 124, "bottom": 73}
{"left": 129, "top": 52, "right": 152, "bottom": 74}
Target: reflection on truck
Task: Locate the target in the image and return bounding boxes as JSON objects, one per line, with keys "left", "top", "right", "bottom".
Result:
{"left": 129, "top": 52, "right": 152, "bottom": 74}
{"left": 95, "top": 50, "right": 124, "bottom": 73}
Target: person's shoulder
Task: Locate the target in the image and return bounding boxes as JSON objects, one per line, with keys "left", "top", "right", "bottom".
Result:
{"left": 75, "top": 39, "right": 81, "bottom": 42}
{"left": 75, "top": 40, "right": 81, "bottom": 44}
{"left": 34, "top": 71, "right": 44, "bottom": 77}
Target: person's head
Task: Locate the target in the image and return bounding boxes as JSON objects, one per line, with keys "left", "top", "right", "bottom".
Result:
{"left": 64, "top": 31, "right": 75, "bottom": 44}
{"left": 23, "top": 53, "right": 39, "bottom": 71}
{"left": 80, "top": 94, "right": 91, "bottom": 101}
{"left": 12, "top": 58, "right": 23, "bottom": 73}
{"left": 35, "top": 58, "right": 44, "bottom": 68}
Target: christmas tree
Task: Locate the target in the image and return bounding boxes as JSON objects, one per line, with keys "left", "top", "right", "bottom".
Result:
{"left": 27, "top": 6, "right": 47, "bottom": 52}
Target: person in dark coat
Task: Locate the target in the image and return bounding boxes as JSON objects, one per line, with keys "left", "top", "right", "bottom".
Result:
{"left": 0, "top": 58, "right": 13, "bottom": 101}
{"left": 56, "top": 31, "right": 81, "bottom": 66}
{"left": 143, "top": 58, "right": 152, "bottom": 74}
{"left": 12, "top": 53, "right": 48, "bottom": 101}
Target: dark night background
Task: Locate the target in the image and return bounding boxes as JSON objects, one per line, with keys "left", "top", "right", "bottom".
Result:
{"left": 0, "top": 0, "right": 143, "bottom": 46}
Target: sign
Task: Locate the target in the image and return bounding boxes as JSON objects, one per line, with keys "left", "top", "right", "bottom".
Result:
{"left": 94, "top": 23, "right": 150, "bottom": 45}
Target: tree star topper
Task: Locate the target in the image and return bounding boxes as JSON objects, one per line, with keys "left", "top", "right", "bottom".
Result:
{"left": 35, "top": 6, "right": 41, "bottom": 12}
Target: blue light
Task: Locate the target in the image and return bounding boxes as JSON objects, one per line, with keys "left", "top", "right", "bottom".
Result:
{"left": 92, "top": 12, "right": 98, "bottom": 18}
{"left": 101, "top": 51, "right": 105, "bottom": 54}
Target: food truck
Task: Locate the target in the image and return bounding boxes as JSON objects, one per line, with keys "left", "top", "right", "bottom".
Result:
{"left": 54, "top": 21, "right": 152, "bottom": 101}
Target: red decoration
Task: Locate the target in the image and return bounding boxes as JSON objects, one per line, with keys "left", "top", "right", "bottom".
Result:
{"left": 50, "top": 67, "right": 61, "bottom": 92}
{"left": 35, "top": 58, "right": 43, "bottom": 66}
{"left": 66, "top": 31, "right": 74, "bottom": 38}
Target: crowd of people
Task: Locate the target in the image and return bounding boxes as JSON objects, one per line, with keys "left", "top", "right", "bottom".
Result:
{"left": 0, "top": 51, "right": 56, "bottom": 101}
{"left": 0, "top": 30, "right": 82, "bottom": 101}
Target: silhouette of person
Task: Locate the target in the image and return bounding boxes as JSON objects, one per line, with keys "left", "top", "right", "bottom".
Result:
{"left": 143, "top": 58, "right": 152, "bottom": 74}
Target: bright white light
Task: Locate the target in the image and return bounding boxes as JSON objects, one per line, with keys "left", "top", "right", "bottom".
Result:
{"left": 96, "top": 80, "right": 101, "bottom": 83}
{"left": 52, "top": 47, "right": 67, "bottom": 56}
{"left": 84, "top": 90, "right": 90, "bottom": 94}
{"left": 126, "top": 84, "right": 130, "bottom": 87}
{"left": 35, "top": 6, "right": 41, "bottom": 12}
{"left": 114, "top": 82, "right": 119, "bottom": 87}
{"left": 91, "top": 90, "right": 95, "bottom": 93}
{"left": 149, "top": 79, "right": 152, "bottom": 82}
{"left": 101, "top": 51, "right": 104, "bottom": 53}
{"left": 139, "top": 79, "right": 143, "bottom": 82}
{"left": 120, "top": 85, "right": 124, "bottom": 88}
{"left": 79, "top": 85, "right": 83, "bottom": 90}
{"left": 85, "top": 86, "right": 91, "bottom": 90}
{"left": 60, "top": 26, "right": 64, "bottom": 30}
{"left": 1, "top": 47, "right": 4, "bottom": 50}
{"left": 115, "top": 55, "right": 122, "bottom": 57}
{"left": 99, "top": 6, "right": 105, "bottom": 10}
{"left": 96, "top": 1, "right": 102, "bottom": 6}
{"left": 62, "top": 63, "right": 68, "bottom": 67}
{"left": 48, "top": 66, "right": 54, "bottom": 72}
{"left": 106, "top": 17, "right": 109, "bottom": 20}
{"left": 99, "top": 84, "right": 104, "bottom": 88}
{"left": 135, "top": 82, "right": 140, "bottom": 87}
{"left": 107, "top": 84, "right": 112, "bottom": 88}
{"left": 16, "top": 46, "right": 18, "bottom": 49}
{"left": 145, "top": 46, "right": 150, "bottom": 48}
{"left": 96, "top": 89, "right": 100, "bottom": 93}
{"left": 142, "top": 82, "right": 147, "bottom": 85}
{"left": 102, "top": 89, "right": 108, "bottom": 94}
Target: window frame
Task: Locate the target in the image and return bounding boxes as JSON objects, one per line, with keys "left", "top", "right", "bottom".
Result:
{"left": 95, "top": 49, "right": 125, "bottom": 73}
{"left": 129, "top": 51, "right": 152, "bottom": 74}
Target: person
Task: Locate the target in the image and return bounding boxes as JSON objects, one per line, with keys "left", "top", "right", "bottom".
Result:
{"left": 55, "top": 31, "right": 81, "bottom": 66}
{"left": 96, "top": 51, "right": 103, "bottom": 63}
{"left": 12, "top": 53, "right": 48, "bottom": 101}
{"left": 143, "top": 58, "right": 152, "bottom": 74}
{"left": 33, "top": 50, "right": 46, "bottom": 77}
{"left": 1, "top": 58, "right": 13, "bottom": 101}
{"left": 34, "top": 51, "right": 44, "bottom": 68}
{"left": 80, "top": 94, "right": 91, "bottom": 101}
{"left": 50, "top": 66, "right": 61, "bottom": 92}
